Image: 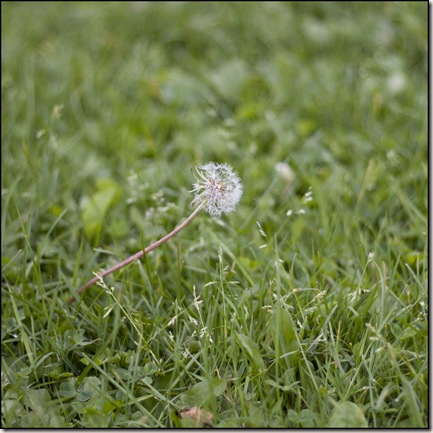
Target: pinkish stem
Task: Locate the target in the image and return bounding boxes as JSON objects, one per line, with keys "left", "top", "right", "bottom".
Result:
{"left": 67, "top": 202, "right": 205, "bottom": 305}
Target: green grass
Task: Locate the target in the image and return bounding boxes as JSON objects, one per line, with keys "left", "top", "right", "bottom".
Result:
{"left": 1, "top": 1, "right": 427, "bottom": 428}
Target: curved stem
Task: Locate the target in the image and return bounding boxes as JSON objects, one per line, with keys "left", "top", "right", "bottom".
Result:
{"left": 67, "top": 203, "right": 206, "bottom": 305}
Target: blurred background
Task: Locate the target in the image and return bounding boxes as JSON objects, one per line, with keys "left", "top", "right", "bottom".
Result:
{"left": 2, "top": 1, "right": 427, "bottom": 240}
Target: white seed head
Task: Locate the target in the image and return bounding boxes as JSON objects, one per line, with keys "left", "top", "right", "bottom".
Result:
{"left": 190, "top": 162, "right": 243, "bottom": 216}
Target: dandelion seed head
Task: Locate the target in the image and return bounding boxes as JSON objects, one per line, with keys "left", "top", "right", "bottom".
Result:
{"left": 190, "top": 162, "right": 243, "bottom": 216}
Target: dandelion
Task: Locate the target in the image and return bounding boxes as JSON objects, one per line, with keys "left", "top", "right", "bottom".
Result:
{"left": 67, "top": 162, "right": 242, "bottom": 305}
{"left": 190, "top": 163, "right": 243, "bottom": 217}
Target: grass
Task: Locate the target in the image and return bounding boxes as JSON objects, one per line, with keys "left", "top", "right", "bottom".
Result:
{"left": 1, "top": 1, "right": 428, "bottom": 428}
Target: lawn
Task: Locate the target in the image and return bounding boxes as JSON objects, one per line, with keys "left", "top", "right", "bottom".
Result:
{"left": 1, "top": 1, "right": 428, "bottom": 428}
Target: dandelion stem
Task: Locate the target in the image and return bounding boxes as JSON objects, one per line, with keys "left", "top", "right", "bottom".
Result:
{"left": 67, "top": 201, "right": 206, "bottom": 305}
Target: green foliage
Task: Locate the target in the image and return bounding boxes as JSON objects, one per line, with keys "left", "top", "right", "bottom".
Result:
{"left": 179, "top": 377, "right": 227, "bottom": 407}
{"left": 2, "top": 1, "right": 427, "bottom": 428}
{"left": 80, "top": 178, "right": 123, "bottom": 245}
{"left": 329, "top": 401, "right": 368, "bottom": 428}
